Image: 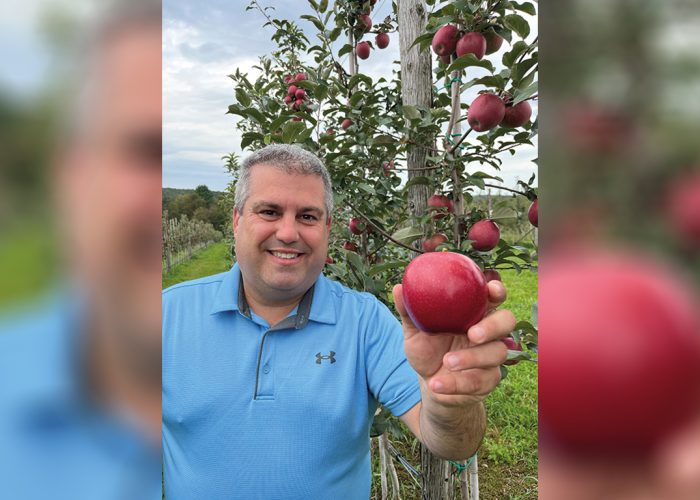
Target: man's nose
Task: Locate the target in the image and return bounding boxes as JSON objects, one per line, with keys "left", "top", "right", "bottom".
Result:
{"left": 275, "top": 213, "right": 299, "bottom": 243}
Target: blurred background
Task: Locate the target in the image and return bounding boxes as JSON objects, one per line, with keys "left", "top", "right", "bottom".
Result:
{"left": 540, "top": 0, "right": 700, "bottom": 498}
{"left": 0, "top": 1, "right": 161, "bottom": 498}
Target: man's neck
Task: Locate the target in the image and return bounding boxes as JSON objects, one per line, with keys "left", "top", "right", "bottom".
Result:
{"left": 240, "top": 281, "right": 307, "bottom": 327}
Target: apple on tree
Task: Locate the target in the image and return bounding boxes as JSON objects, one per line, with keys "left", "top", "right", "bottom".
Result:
{"left": 421, "top": 233, "right": 448, "bottom": 253}
{"left": 375, "top": 32, "right": 389, "bottom": 49}
{"left": 483, "top": 29, "right": 504, "bottom": 54}
{"left": 431, "top": 24, "right": 459, "bottom": 57}
{"left": 427, "top": 194, "right": 454, "bottom": 220}
{"left": 356, "top": 41, "right": 371, "bottom": 60}
{"left": 528, "top": 199, "right": 538, "bottom": 227}
{"left": 342, "top": 241, "right": 358, "bottom": 252}
{"left": 456, "top": 32, "right": 486, "bottom": 60}
{"left": 341, "top": 118, "right": 353, "bottom": 130}
{"left": 468, "top": 93, "right": 506, "bottom": 132}
{"left": 501, "top": 100, "right": 533, "bottom": 128}
{"left": 467, "top": 219, "right": 501, "bottom": 251}
{"left": 349, "top": 217, "right": 366, "bottom": 235}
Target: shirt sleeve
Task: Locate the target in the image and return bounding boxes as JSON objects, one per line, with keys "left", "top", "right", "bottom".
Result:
{"left": 363, "top": 298, "right": 422, "bottom": 417}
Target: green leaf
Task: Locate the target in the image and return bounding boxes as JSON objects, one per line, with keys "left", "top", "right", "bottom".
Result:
{"left": 504, "top": 14, "right": 530, "bottom": 39}
{"left": 512, "top": 81, "right": 537, "bottom": 105}
{"left": 338, "top": 43, "right": 353, "bottom": 58}
{"left": 409, "top": 32, "right": 435, "bottom": 52}
{"left": 511, "top": 1, "right": 537, "bottom": 16}
{"left": 349, "top": 91, "right": 365, "bottom": 107}
{"left": 269, "top": 114, "right": 290, "bottom": 132}
{"left": 372, "top": 135, "right": 395, "bottom": 145}
{"left": 240, "top": 132, "right": 263, "bottom": 150}
{"left": 502, "top": 41, "right": 528, "bottom": 67}
{"left": 318, "top": 0, "right": 328, "bottom": 13}
{"left": 511, "top": 57, "right": 537, "bottom": 84}
{"left": 282, "top": 121, "right": 306, "bottom": 143}
{"left": 403, "top": 175, "right": 431, "bottom": 189}
{"left": 402, "top": 105, "right": 421, "bottom": 121}
{"left": 391, "top": 226, "right": 424, "bottom": 245}
{"left": 368, "top": 260, "right": 409, "bottom": 276}
{"left": 447, "top": 53, "right": 495, "bottom": 73}
{"left": 307, "top": 0, "right": 318, "bottom": 10}
{"left": 235, "top": 87, "right": 251, "bottom": 107}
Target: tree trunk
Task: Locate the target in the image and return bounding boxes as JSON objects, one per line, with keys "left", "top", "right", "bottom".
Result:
{"left": 398, "top": 0, "right": 433, "bottom": 220}
{"left": 398, "top": 1, "right": 450, "bottom": 499}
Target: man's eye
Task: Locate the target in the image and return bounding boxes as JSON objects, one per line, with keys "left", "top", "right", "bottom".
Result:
{"left": 260, "top": 210, "right": 277, "bottom": 217}
{"left": 300, "top": 214, "right": 318, "bottom": 221}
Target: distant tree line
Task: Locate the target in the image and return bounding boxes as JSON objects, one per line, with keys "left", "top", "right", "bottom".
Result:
{"left": 162, "top": 185, "right": 229, "bottom": 232}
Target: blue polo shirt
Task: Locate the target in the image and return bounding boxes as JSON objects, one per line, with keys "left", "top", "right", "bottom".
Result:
{"left": 162, "top": 264, "right": 421, "bottom": 499}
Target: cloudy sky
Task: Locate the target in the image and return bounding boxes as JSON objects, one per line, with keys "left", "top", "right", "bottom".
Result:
{"left": 163, "top": 0, "right": 538, "bottom": 192}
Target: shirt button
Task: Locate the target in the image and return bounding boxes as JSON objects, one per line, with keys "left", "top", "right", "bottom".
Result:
{"left": 263, "top": 364, "right": 271, "bottom": 374}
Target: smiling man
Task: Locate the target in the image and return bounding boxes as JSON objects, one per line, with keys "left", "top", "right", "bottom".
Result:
{"left": 162, "top": 144, "right": 516, "bottom": 499}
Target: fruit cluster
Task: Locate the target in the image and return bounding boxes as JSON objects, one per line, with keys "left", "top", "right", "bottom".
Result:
{"left": 431, "top": 24, "right": 533, "bottom": 132}
{"left": 282, "top": 72, "right": 311, "bottom": 116}
{"left": 351, "top": 1, "right": 391, "bottom": 61}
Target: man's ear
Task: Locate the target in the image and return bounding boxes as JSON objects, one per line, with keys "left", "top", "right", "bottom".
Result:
{"left": 232, "top": 208, "right": 240, "bottom": 237}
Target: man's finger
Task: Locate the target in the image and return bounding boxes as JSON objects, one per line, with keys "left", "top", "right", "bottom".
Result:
{"left": 429, "top": 367, "right": 502, "bottom": 395}
{"left": 443, "top": 341, "right": 508, "bottom": 371}
{"left": 486, "top": 280, "right": 507, "bottom": 309}
{"left": 467, "top": 309, "right": 517, "bottom": 345}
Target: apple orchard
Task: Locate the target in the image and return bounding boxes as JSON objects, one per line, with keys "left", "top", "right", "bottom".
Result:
{"left": 225, "top": 0, "right": 538, "bottom": 497}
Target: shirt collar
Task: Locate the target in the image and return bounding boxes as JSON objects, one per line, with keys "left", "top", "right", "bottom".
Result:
{"left": 209, "top": 263, "right": 337, "bottom": 325}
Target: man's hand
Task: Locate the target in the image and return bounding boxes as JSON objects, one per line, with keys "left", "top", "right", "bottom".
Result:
{"left": 392, "top": 280, "right": 517, "bottom": 408}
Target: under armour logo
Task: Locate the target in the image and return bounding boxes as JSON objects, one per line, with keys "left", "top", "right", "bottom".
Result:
{"left": 315, "top": 351, "right": 336, "bottom": 364}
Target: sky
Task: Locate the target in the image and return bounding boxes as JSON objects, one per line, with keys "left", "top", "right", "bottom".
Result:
{"left": 163, "top": 0, "right": 538, "bottom": 192}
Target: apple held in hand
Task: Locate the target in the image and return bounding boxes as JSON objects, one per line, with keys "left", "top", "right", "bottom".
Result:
{"left": 402, "top": 252, "right": 488, "bottom": 334}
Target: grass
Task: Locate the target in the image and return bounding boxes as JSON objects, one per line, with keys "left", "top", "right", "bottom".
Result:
{"left": 164, "top": 246, "right": 538, "bottom": 499}
{"left": 162, "top": 242, "right": 232, "bottom": 289}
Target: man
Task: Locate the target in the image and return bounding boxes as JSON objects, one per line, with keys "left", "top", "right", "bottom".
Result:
{"left": 162, "top": 144, "right": 516, "bottom": 499}
{"left": 0, "top": 2, "right": 162, "bottom": 499}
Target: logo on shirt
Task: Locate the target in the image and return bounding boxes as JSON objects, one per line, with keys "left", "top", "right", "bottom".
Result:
{"left": 315, "top": 351, "right": 336, "bottom": 364}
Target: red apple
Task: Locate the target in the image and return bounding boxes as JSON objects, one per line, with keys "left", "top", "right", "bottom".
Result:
{"left": 326, "top": 128, "right": 335, "bottom": 136}
{"left": 467, "top": 219, "right": 500, "bottom": 251}
{"left": 402, "top": 252, "right": 489, "bottom": 334}
{"left": 342, "top": 241, "right": 358, "bottom": 252}
{"left": 325, "top": 256, "right": 333, "bottom": 264}
{"left": 431, "top": 24, "right": 459, "bottom": 57}
{"left": 287, "top": 85, "right": 298, "bottom": 96}
{"left": 357, "top": 41, "right": 371, "bottom": 60}
{"left": 456, "top": 32, "right": 486, "bottom": 60}
{"left": 540, "top": 249, "right": 700, "bottom": 456}
{"left": 358, "top": 15, "right": 372, "bottom": 32}
{"left": 502, "top": 336, "right": 522, "bottom": 365}
{"left": 283, "top": 95, "right": 293, "bottom": 105}
{"left": 427, "top": 194, "right": 454, "bottom": 220}
{"left": 292, "top": 116, "right": 302, "bottom": 122}
{"left": 295, "top": 98, "right": 304, "bottom": 108}
{"left": 295, "top": 88, "right": 306, "bottom": 100}
{"left": 501, "top": 100, "right": 533, "bottom": 128}
{"left": 484, "top": 29, "right": 504, "bottom": 54}
{"left": 295, "top": 72, "right": 306, "bottom": 81}
{"left": 383, "top": 159, "right": 394, "bottom": 177}
{"left": 283, "top": 74, "right": 292, "bottom": 83}
{"left": 483, "top": 269, "right": 502, "bottom": 282}
{"left": 421, "top": 233, "right": 448, "bottom": 253}
{"left": 349, "top": 217, "right": 366, "bottom": 235}
{"left": 341, "top": 118, "right": 353, "bottom": 130}
{"left": 528, "top": 199, "right": 538, "bottom": 227}
{"left": 375, "top": 32, "right": 390, "bottom": 49}
{"left": 468, "top": 93, "right": 506, "bottom": 132}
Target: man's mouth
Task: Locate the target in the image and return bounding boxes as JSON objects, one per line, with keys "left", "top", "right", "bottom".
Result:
{"left": 267, "top": 250, "right": 305, "bottom": 263}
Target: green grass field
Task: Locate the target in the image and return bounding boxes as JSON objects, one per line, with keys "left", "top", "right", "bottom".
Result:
{"left": 164, "top": 243, "right": 538, "bottom": 499}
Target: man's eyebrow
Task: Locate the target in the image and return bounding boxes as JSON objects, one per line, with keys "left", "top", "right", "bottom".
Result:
{"left": 250, "top": 201, "right": 282, "bottom": 211}
{"left": 299, "top": 206, "right": 323, "bottom": 215}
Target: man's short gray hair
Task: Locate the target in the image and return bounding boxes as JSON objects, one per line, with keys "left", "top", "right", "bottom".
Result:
{"left": 235, "top": 144, "right": 334, "bottom": 218}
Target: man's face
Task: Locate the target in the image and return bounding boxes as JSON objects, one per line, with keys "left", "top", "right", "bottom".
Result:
{"left": 233, "top": 164, "right": 331, "bottom": 303}
{"left": 57, "top": 25, "right": 162, "bottom": 344}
